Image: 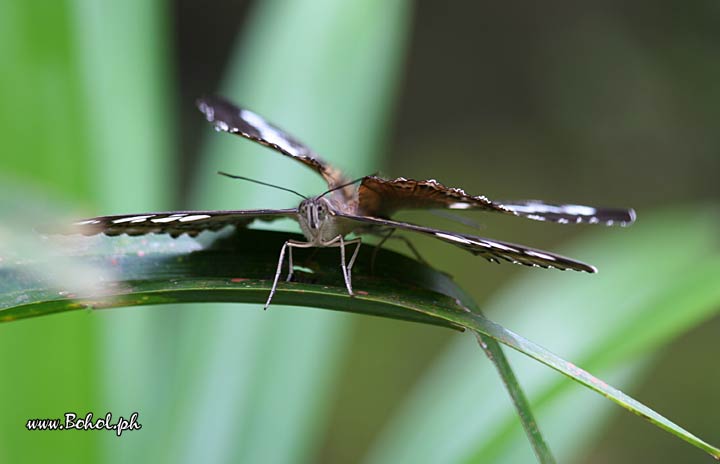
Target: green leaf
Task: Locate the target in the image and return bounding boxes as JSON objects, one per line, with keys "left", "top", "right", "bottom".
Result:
{"left": 421, "top": 274, "right": 556, "bottom": 463}
{"left": 4, "top": 210, "right": 718, "bottom": 460}
{"left": 71, "top": 3, "right": 176, "bottom": 463}
{"left": 0, "top": 1, "right": 172, "bottom": 461}
{"left": 0, "top": 229, "right": 464, "bottom": 330}
{"left": 462, "top": 309, "right": 720, "bottom": 460}
{"left": 366, "top": 207, "right": 720, "bottom": 463}
{"left": 3, "top": 226, "right": 553, "bottom": 460}
{"left": 475, "top": 333, "right": 557, "bottom": 464}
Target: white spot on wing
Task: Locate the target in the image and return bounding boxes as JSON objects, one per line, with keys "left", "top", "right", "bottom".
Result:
{"left": 113, "top": 215, "right": 154, "bottom": 224}
{"left": 563, "top": 205, "right": 598, "bottom": 216}
{"left": 449, "top": 202, "right": 472, "bottom": 210}
{"left": 199, "top": 102, "right": 214, "bottom": 121}
{"left": 240, "top": 109, "right": 298, "bottom": 156}
{"left": 179, "top": 214, "right": 211, "bottom": 222}
{"left": 509, "top": 203, "right": 597, "bottom": 216}
{"left": 434, "top": 232, "right": 471, "bottom": 245}
{"left": 482, "top": 240, "right": 516, "bottom": 252}
{"left": 151, "top": 214, "right": 188, "bottom": 223}
{"left": 525, "top": 250, "right": 557, "bottom": 261}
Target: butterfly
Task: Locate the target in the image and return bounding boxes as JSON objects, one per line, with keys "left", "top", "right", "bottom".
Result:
{"left": 67, "top": 96, "right": 636, "bottom": 309}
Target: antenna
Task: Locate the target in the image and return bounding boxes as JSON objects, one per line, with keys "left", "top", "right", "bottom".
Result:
{"left": 319, "top": 174, "right": 375, "bottom": 198}
{"left": 218, "top": 171, "right": 308, "bottom": 199}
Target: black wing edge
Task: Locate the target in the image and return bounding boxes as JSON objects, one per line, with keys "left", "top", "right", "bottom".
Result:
{"left": 497, "top": 200, "right": 636, "bottom": 226}
{"left": 196, "top": 96, "right": 306, "bottom": 158}
{"left": 337, "top": 213, "right": 597, "bottom": 273}
{"left": 195, "top": 96, "right": 343, "bottom": 180}
{"left": 40, "top": 209, "right": 296, "bottom": 238}
{"left": 196, "top": 96, "right": 352, "bottom": 189}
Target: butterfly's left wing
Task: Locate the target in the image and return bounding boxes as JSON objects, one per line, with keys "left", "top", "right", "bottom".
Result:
{"left": 358, "top": 176, "right": 635, "bottom": 226}
{"left": 53, "top": 209, "right": 297, "bottom": 238}
{"left": 336, "top": 212, "right": 597, "bottom": 272}
{"left": 197, "top": 96, "right": 348, "bottom": 190}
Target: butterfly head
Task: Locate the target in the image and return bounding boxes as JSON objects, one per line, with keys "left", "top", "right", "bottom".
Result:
{"left": 297, "top": 196, "right": 349, "bottom": 244}
{"left": 298, "top": 197, "right": 333, "bottom": 232}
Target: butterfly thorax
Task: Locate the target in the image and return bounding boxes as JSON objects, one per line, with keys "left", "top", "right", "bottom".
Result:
{"left": 297, "top": 197, "right": 356, "bottom": 244}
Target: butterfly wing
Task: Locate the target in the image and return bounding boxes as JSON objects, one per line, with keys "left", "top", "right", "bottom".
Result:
{"left": 336, "top": 213, "right": 597, "bottom": 272}
{"left": 357, "top": 176, "right": 636, "bottom": 226}
{"left": 357, "top": 176, "right": 512, "bottom": 218}
{"left": 197, "top": 96, "right": 347, "bottom": 189}
{"left": 493, "top": 200, "right": 636, "bottom": 226}
{"left": 58, "top": 209, "right": 296, "bottom": 238}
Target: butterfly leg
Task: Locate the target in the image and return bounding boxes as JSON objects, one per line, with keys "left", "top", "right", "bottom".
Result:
{"left": 265, "top": 241, "right": 288, "bottom": 310}
{"left": 370, "top": 229, "right": 428, "bottom": 273}
{"left": 370, "top": 228, "right": 395, "bottom": 273}
{"left": 319, "top": 235, "right": 360, "bottom": 296}
{"left": 338, "top": 236, "right": 353, "bottom": 295}
{"left": 342, "top": 237, "right": 362, "bottom": 295}
{"left": 345, "top": 238, "right": 362, "bottom": 285}
{"left": 265, "top": 239, "right": 313, "bottom": 310}
{"left": 318, "top": 235, "right": 350, "bottom": 293}
{"left": 394, "top": 235, "right": 429, "bottom": 266}
{"left": 287, "top": 240, "right": 314, "bottom": 282}
{"left": 286, "top": 242, "right": 295, "bottom": 282}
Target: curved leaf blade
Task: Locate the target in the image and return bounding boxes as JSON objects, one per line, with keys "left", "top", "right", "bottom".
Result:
{"left": 366, "top": 207, "right": 720, "bottom": 463}
{"left": 460, "top": 311, "right": 720, "bottom": 459}
{"left": 4, "top": 218, "right": 718, "bottom": 459}
{"left": 476, "top": 333, "right": 557, "bottom": 464}
{"left": 1, "top": 229, "right": 462, "bottom": 330}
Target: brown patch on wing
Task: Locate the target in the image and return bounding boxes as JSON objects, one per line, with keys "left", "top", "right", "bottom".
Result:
{"left": 357, "top": 176, "right": 514, "bottom": 218}
{"left": 197, "top": 96, "right": 348, "bottom": 191}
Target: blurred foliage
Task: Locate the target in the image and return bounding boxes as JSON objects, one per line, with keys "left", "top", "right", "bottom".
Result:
{"left": 0, "top": 1, "right": 172, "bottom": 463}
{"left": 366, "top": 208, "right": 720, "bottom": 463}
{"left": 1, "top": 0, "right": 719, "bottom": 463}
{"left": 176, "top": 2, "right": 412, "bottom": 463}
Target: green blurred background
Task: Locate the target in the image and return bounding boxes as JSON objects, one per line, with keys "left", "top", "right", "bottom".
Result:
{"left": 0, "top": 1, "right": 718, "bottom": 463}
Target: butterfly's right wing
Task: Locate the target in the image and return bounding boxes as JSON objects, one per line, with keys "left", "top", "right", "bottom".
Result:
{"left": 197, "top": 96, "right": 348, "bottom": 190}
{"left": 492, "top": 200, "right": 636, "bottom": 226}
{"left": 337, "top": 213, "right": 597, "bottom": 273}
{"left": 357, "top": 176, "right": 512, "bottom": 218}
{"left": 55, "top": 209, "right": 297, "bottom": 238}
{"left": 357, "top": 176, "right": 636, "bottom": 226}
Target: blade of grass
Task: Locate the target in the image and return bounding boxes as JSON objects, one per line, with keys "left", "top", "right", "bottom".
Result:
{"left": 366, "top": 207, "right": 720, "bottom": 463}
{"left": 0, "top": 2, "right": 98, "bottom": 462}
{"left": 476, "top": 333, "right": 556, "bottom": 464}
{"left": 461, "top": 306, "right": 720, "bottom": 459}
{"left": 0, "top": 230, "right": 463, "bottom": 330}
{"left": 476, "top": 333, "right": 556, "bottom": 463}
{"left": 6, "top": 213, "right": 718, "bottom": 458}
{"left": 435, "top": 275, "right": 557, "bottom": 462}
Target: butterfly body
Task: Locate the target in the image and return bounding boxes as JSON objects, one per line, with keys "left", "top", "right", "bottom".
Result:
{"left": 60, "top": 96, "right": 636, "bottom": 308}
{"left": 297, "top": 197, "right": 356, "bottom": 245}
